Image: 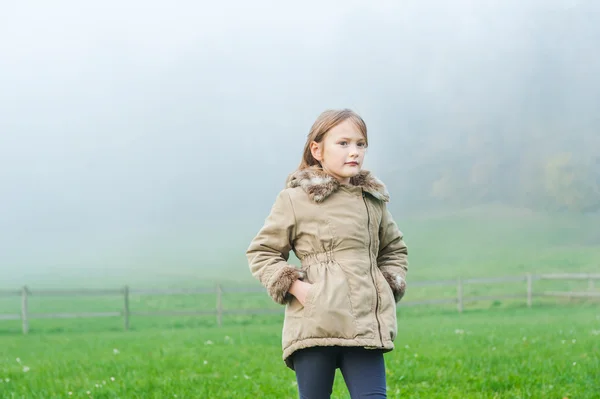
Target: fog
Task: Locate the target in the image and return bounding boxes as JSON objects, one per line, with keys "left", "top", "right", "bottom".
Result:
{"left": 1, "top": 0, "right": 598, "bottom": 287}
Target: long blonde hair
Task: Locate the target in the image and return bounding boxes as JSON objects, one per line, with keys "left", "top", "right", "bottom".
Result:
{"left": 296, "top": 109, "right": 368, "bottom": 171}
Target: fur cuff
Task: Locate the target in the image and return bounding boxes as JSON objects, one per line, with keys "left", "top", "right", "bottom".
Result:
{"left": 268, "top": 266, "right": 305, "bottom": 305}
{"left": 382, "top": 271, "right": 406, "bottom": 302}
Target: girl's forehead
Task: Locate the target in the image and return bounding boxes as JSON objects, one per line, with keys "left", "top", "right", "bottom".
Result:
{"left": 327, "top": 120, "right": 365, "bottom": 139}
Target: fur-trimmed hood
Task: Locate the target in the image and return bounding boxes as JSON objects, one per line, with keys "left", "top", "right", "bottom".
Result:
{"left": 286, "top": 166, "right": 390, "bottom": 204}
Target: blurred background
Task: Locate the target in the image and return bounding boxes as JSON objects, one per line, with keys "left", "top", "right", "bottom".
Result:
{"left": 1, "top": 0, "right": 598, "bottom": 289}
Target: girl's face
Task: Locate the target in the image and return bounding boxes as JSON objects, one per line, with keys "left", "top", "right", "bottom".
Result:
{"left": 310, "top": 119, "right": 367, "bottom": 184}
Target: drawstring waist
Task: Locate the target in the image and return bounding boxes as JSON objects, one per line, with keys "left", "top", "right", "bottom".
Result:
{"left": 299, "top": 249, "right": 374, "bottom": 268}
{"left": 300, "top": 251, "right": 336, "bottom": 266}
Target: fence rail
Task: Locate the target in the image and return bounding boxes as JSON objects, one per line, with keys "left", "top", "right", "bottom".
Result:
{"left": 1, "top": 272, "right": 598, "bottom": 334}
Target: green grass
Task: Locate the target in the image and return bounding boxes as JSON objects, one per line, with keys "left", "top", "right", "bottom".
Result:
{"left": 0, "top": 208, "right": 599, "bottom": 397}
{"left": 0, "top": 305, "right": 599, "bottom": 398}
{"left": 398, "top": 206, "right": 600, "bottom": 280}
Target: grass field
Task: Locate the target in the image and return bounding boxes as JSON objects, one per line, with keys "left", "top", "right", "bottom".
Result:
{"left": 1, "top": 304, "right": 599, "bottom": 398}
{"left": 1, "top": 208, "right": 599, "bottom": 398}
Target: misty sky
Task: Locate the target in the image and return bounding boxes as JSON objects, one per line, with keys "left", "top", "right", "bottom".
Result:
{"left": 0, "top": 0, "right": 595, "bottom": 286}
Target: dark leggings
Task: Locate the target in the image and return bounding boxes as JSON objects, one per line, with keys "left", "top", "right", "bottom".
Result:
{"left": 291, "top": 346, "right": 387, "bottom": 399}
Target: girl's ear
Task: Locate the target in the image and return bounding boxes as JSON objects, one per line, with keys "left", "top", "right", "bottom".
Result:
{"left": 310, "top": 141, "right": 323, "bottom": 162}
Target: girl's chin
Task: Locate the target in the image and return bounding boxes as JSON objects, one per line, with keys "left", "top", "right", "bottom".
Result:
{"left": 339, "top": 168, "right": 362, "bottom": 179}
{"left": 343, "top": 165, "right": 361, "bottom": 173}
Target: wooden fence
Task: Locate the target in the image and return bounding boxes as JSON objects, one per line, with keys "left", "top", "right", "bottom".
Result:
{"left": 0, "top": 272, "right": 598, "bottom": 334}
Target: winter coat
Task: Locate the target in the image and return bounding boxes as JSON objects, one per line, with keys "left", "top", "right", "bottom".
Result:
{"left": 246, "top": 166, "right": 408, "bottom": 369}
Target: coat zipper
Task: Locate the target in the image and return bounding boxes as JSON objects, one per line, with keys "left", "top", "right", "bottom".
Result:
{"left": 363, "top": 191, "right": 384, "bottom": 347}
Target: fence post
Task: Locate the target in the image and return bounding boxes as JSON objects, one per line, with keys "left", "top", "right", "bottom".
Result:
{"left": 123, "top": 285, "right": 130, "bottom": 331}
{"left": 589, "top": 279, "right": 595, "bottom": 291}
{"left": 526, "top": 273, "right": 532, "bottom": 308}
{"left": 21, "top": 286, "right": 29, "bottom": 334}
{"left": 216, "top": 284, "right": 223, "bottom": 327}
{"left": 457, "top": 278, "right": 463, "bottom": 313}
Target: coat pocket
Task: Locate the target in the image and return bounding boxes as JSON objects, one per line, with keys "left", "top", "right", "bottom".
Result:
{"left": 377, "top": 269, "right": 396, "bottom": 304}
{"left": 302, "top": 281, "right": 321, "bottom": 318}
{"left": 374, "top": 268, "right": 398, "bottom": 341}
{"left": 299, "top": 263, "right": 357, "bottom": 339}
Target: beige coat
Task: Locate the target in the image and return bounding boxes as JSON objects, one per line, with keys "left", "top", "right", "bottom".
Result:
{"left": 246, "top": 166, "right": 408, "bottom": 369}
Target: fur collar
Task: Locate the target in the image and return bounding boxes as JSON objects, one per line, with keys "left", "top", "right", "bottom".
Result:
{"left": 287, "top": 166, "right": 390, "bottom": 203}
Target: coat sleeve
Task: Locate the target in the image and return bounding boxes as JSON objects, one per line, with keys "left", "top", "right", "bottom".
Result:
{"left": 246, "top": 189, "right": 304, "bottom": 305}
{"left": 377, "top": 204, "right": 409, "bottom": 302}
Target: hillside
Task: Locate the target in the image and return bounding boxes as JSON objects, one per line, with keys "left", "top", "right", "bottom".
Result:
{"left": 3, "top": 206, "right": 598, "bottom": 290}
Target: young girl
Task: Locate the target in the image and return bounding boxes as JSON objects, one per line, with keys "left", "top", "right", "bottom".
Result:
{"left": 246, "top": 109, "right": 409, "bottom": 398}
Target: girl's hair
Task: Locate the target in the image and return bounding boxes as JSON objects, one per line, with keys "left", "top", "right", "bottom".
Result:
{"left": 296, "top": 108, "right": 368, "bottom": 171}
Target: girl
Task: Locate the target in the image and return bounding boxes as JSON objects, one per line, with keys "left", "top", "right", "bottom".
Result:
{"left": 246, "top": 109, "right": 409, "bottom": 398}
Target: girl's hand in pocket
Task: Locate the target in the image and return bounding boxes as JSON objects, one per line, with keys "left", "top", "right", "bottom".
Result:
{"left": 289, "top": 280, "right": 313, "bottom": 306}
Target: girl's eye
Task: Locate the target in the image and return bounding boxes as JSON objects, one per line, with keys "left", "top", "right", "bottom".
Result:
{"left": 337, "top": 141, "right": 366, "bottom": 148}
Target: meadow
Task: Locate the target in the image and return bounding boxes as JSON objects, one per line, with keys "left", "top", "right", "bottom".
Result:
{"left": 1, "top": 304, "right": 599, "bottom": 398}
{"left": 1, "top": 207, "right": 599, "bottom": 398}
